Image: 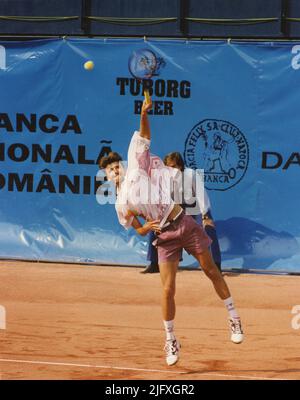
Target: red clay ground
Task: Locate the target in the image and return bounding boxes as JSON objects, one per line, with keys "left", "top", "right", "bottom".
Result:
{"left": 0, "top": 260, "right": 300, "bottom": 380}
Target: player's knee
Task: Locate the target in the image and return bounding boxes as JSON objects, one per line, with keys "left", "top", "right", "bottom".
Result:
{"left": 204, "top": 263, "right": 220, "bottom": 281}
{"left": 163, "top": 284, "right": 176, "bottom": 299}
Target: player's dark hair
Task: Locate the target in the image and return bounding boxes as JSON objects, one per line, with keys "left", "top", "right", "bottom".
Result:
{"left": 99, "top": 152, "right": 123, "bottom": 169}
{"left": 164, "top": 152, "right": 185, "bottom": 171}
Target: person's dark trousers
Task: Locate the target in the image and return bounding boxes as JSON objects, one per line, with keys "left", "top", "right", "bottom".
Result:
{"left": 204, "top": 224, "right": 221, "bottom": 271}
{"left": 140, "top": 230, "right": 159, "bottom": 273}
{"left": 144, "top": 215, "right": 222, "bottom": 272}
{"left": 194, "top": 210, "right": 222, "bottom": 271}
{"left": 147, "top": 230, "right": 158, "bottom": 264}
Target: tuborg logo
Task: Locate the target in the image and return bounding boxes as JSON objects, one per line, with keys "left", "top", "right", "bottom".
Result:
{"left": 128, "top": 48, "right": 166, "bottom": 80}
{"left": 184, "top": 119, "right": 249, "bottom": 191}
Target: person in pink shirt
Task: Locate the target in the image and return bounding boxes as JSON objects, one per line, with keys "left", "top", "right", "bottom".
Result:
{"left": 99, "top": 97, "right": 244, "bottom": 366}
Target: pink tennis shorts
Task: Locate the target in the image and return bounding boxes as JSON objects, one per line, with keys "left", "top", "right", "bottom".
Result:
{"left": 153, "top": 213, "right": 212, "bottom": 263}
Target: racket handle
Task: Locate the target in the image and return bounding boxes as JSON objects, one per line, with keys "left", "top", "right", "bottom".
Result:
{"left": 144, "top": 89, "right": 151, "bottom": 104}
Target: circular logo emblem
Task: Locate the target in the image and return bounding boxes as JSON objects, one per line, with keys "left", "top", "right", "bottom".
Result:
{"left": 184, "top": 119, "right": 249, "bottom": 191}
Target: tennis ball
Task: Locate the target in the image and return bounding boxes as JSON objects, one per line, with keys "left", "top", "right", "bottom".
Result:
{"left": 84, "top": 60, "right": 94, "bottom": 71}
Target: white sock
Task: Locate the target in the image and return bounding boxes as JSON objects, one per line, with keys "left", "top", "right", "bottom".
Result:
{"left": 163, "top": 320, "right": 176, "bottom": 341}
{"left": 224, "top": 297, "right": 240, "bottom": 320}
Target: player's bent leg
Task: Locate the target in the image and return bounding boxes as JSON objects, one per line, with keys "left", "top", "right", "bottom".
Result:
{"left": 159, "top": 260, "right": 181, "bottom": 365}
{"left": 195, "top": 248, "right": 230, "bottom": 300}
{"left": 194, "top": 249, "right": 244, "bottom": 344}
{"left": 204, "top": 223, "right": 222, "bottom": 271}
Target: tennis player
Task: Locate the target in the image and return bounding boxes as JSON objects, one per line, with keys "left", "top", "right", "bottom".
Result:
{"left": 142, "top": 151, "right": 222, "bottom": 274}
{"left": 99, "top": 96, "right": 244, "bottom": 366}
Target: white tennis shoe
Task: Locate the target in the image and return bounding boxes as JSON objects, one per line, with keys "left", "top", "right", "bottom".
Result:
{"left": 229, "top": 317, "right": 244, "bottom": 344}
{"left": 164, "top": 338, "right": 180, "bottom": 366}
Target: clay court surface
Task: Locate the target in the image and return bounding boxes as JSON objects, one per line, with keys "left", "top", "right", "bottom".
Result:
{"left": 0, "top": 260, "right": 300, "bottom": 380}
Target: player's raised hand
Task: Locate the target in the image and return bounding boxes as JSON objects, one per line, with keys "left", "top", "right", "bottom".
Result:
{"left": 140, "top": 91, "right": 152, "bottom": 139}
{"left": 141, "top": 92, "right": 152, "bottom": 115}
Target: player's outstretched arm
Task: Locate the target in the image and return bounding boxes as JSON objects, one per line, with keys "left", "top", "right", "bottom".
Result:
{"left": 139, "top": 97, "right": 152, "bottom": 140}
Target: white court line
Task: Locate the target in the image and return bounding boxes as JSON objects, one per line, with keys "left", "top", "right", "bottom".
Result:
{"left": 201, "top": 372, "right": 287, "bottom": 381}
{"left": 0, "top": 358, "right": 288, "bottom": 380}
{"left": 0, "top": 358, "right": 186, "bottom": 375}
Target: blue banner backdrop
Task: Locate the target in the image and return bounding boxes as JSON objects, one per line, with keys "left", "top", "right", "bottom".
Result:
{"left": 0, "top": 38, "right": 299, "bottom": 271}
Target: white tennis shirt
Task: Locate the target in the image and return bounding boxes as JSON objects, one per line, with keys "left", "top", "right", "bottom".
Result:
{"left": 115, "top": 131, "right": 175, "bottom": 229}
{"left": 115, "top": 131, "right": 211, "bottom": 229}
